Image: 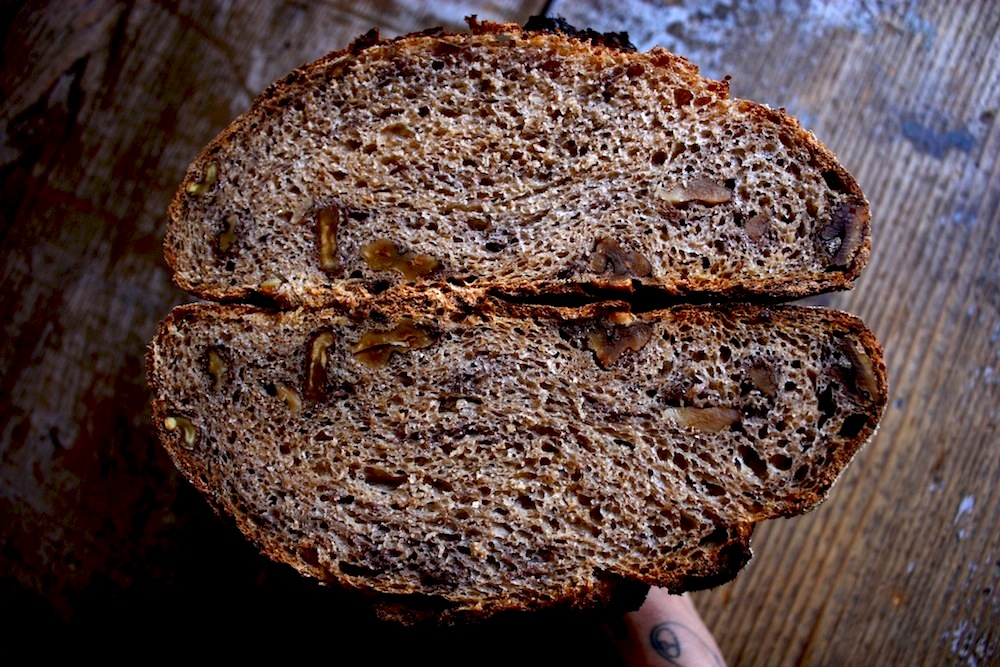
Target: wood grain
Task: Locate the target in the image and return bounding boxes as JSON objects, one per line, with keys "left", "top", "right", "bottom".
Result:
{"left": 1, "top": 1, "right": 996, "bottom": 664}
{"left": 548, "top": 0, "right": 1000, "bottom": 664}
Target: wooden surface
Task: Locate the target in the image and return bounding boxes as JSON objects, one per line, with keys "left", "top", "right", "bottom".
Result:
{"left": 1, "top": 0, "right": 996, "bottom": 663}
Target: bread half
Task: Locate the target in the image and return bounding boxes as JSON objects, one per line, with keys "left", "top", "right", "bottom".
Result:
{"left": 165, "top": 18, "right": 870, "bottom": 308}
{"left": 147, "top": 298, "right": 886, "bottom": 623}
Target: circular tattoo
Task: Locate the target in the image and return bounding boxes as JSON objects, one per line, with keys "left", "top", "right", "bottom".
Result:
{"left": 650, "top": 623, "right": 682, "bottom": 662}
{"left": 649, "top": 621, "right": 724, "bottom": 666}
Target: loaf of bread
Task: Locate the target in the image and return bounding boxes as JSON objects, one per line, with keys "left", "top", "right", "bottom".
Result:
{"left": 150, "top": 18, "right": 886, "bottom": 624}
{"left": 165, "top": 18, "right": 869, "bottom": 309}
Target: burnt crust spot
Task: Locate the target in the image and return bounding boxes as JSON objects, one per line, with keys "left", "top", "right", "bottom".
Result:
{"left": 523, "top": 16, "right": 637, "bottom": 52}
{"left": 349, "top": 28, "right": 382, "bottom": 55}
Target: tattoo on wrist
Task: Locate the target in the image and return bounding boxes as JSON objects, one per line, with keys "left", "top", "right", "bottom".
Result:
{"left": 649, "top": 621, "right": 723, "bottom": 666}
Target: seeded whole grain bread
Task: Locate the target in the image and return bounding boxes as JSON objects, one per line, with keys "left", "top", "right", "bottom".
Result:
{"left": 165, "top": 18, "right": 869, "bottom": 309}
{"left": 149, "top": 18, "right": 887, "bottom": 624}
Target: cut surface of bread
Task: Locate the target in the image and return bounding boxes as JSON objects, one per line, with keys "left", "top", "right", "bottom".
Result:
{"left": 151, "top": 18, "right": 886, "bottom": 624}
{"left": 166, "top": 19, "right": 869, "bottom": 308}
{"left": 148, "top": 300, "right": 886, "bottom": 623}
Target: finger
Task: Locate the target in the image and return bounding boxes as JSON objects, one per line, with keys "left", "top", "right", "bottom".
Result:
{"left": 607, "top": 588, "right": 727, "bottom": 667}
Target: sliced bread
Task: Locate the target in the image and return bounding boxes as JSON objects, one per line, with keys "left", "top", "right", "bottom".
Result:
{"left": 165, "top": 18, "right": 869, "bottom": 308}
{"left": 148, "top": 298, "right": 886, "bottom": 623}
{"left": 151, "top": 18, "right": 885, "bottom": 623}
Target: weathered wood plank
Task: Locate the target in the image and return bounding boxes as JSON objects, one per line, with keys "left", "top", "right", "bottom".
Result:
{"left": 2, "top": 1, "right": 997, "bottom": 665}
{"left": 548, "top": 0, "right": 999, "bottom": 664}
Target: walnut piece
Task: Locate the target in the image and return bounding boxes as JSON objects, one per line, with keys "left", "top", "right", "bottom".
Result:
{"left": 317, "top": 206, "right": 342, "bottom": 274}
{"left": 259, "top": 277, "right": 283, "bottom": 292}
{"left": 360, "top": 239, "right": 439, "bottom": 280}
{"left": 747, "top": 361, "right": 778, "bottom": 398}
{"left": 305, "top": 331, "right": 335, "bottom": 400}
{"left": 186, "top": 161, "right": 218, "bottom": 195}
{"left": 656, "top": 177, "right": 732, "bottom": 205}
{"left": 589, "top": 237, "right": 652, "bottom": 277}
{"left": 218, "top": 215, "right": 238, "bottom": 253}
{"left": 842, "top": 338, "right": 879, "bottom": 403}
{"left": 276, "top": 383, "right": 303, "bottom": 413}
{"left": 163, "top": 415, "right": 197, "bottom": 449}
{"left": 819, "top": 202, "right": 866, "bottom": 268}
{"left": 661, "top": 406, "right": 741, "bottom": 432}
{"left": 744, "top": 214, "right": 769, "bottom": 242}
{"left": 207, "top": 348, "right": 226, "bottom": 392}
{"left": 352, "top": 319, "right": 433, "bottom": 367}
{"left": 586, "top": 321, "right": 653, "bottom": 368}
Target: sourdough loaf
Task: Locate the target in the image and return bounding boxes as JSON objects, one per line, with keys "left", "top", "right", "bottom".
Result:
{"left": 150, "top": 17, "right": 886, "bottom": 624}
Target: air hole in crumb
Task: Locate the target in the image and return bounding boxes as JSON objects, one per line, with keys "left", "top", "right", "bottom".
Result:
{"left": 340, "top": 561, "right": 380, "bottom": 577}
{"left": 337, "top": 495, "right": 355, "bottom": 504}
{"left": 838, "top": 413, "right": 869, "bottom": 438}
{"left": 822, "top": 170, "right": 847, "bottom": 192}
{"left": 517, "top": 495, "right": 536, "bottom": 510}
{"left": 817, "top": 384, "right": 837, "bottom": 428}
{"left": 651, "top": 149, "right": 667, "bottom": 165}
{"left": 300, "top": 547, "right": 320, "bottom": 566}
{"left": 699, "top": 526, "right": 729, "bottom": 546}
{"left": 770, "top": 454, "right": 794, "bottom": 471}
{"left": 738, "top": 445, "right": 768, "bottom": 478}
{"left": 363, "top": 466, "right": 406, "bottom": 488}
